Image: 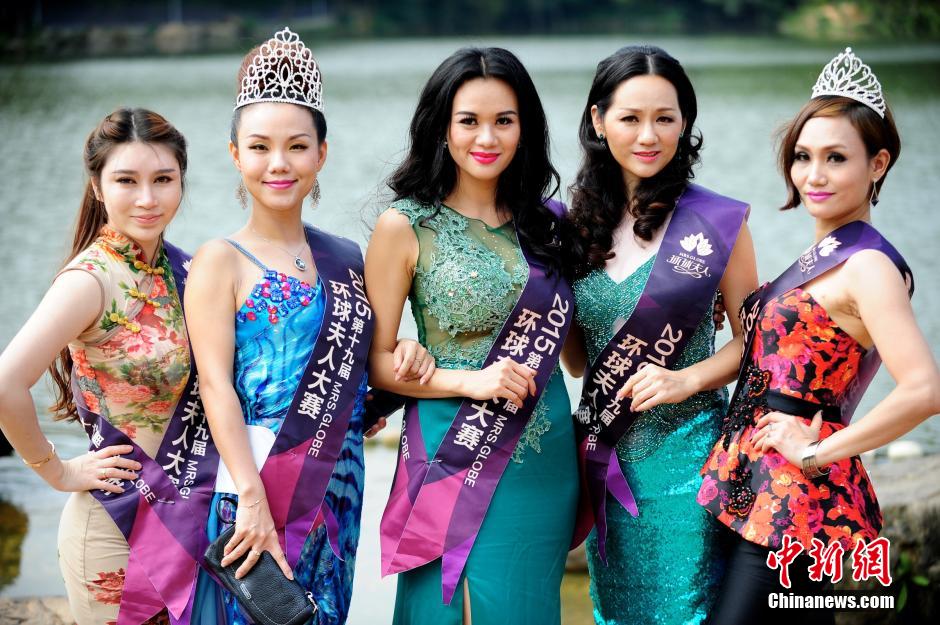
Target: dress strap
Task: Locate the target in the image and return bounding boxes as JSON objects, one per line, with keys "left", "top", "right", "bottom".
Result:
{"left": 224, "top": 239, "right": 269, "bottom": 271}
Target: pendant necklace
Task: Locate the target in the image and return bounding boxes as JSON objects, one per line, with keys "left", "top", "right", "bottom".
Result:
{"left": 250, "top": 227, "right": 308, "bottom": 271}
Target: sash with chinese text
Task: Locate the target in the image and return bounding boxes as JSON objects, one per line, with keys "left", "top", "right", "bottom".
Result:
{"left": 571, "top": 184, "right": 748, "bottom": 561}
{"left": 74, "top": 241, "right": 218, "bottom": 625}
{"left": 258, "top": 225, "right": 373, "bottom": 567}
{"left": 731, "top": 220, "right": 912, "bottom": 426}
{"left": 380, "top": 207, "right": 574, "bottom": 605}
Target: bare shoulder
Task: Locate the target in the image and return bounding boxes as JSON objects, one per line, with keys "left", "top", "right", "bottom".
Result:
{"left": 190, "top": 238, "right": 239, "bottom": 271}
{"left": 374, "top": 207, "right": 416, "bottom": 237}
{"left": 843, "top": 248, "right": 906, "bottom": 286}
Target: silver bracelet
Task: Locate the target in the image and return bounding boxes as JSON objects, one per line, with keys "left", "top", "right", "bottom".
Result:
{"left": 801, "top": 440, "right": 830, "bottom": 479}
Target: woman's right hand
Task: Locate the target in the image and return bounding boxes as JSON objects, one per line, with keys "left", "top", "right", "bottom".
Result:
{"left": 616, "top": 364, "right": 698, "bottom": 412}
{"left": 46, "top": 444, "right": 141, "bottom": 494}
{"left": 460, "top": 359, "right": 537, "bottom": 407}
{"left": 221, "top": 494, "right": 293, "bottom": 580}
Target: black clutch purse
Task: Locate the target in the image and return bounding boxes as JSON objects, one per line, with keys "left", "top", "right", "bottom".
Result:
{"left": 204, "top": 516, "right": 318, "bottom": 625}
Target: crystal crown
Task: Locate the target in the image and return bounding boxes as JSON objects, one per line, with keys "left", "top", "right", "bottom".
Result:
{"left": 811, "top": 47, "right": 885, "bottom": 118}
{"left": 235, "top": 27, "right": 323, "bottom": 112}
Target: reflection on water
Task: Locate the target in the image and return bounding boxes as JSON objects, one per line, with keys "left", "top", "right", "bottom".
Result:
{"left": 0, "top": 498, "right": 28, "bottom": 593}
{"left": 0, "top": 36, "right": 938, "bottom": 622}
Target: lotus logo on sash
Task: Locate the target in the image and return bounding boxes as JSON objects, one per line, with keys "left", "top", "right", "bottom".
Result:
{"left": 668, "top": 232, "right": 713, "bottom": 279}
{"left": 818, "top": 235, "right": 841, "bottom": 257}
{"left": 680, "top": 232, "right": 713, "bottom": 256}
{"left": 798, "top": 234, "right": 842, "bottom": 273}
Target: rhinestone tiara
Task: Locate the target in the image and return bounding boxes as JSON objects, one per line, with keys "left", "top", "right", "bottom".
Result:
{"left": 811, "top": 47, "right": 885, "bottom": 118}
{"left": 235, "top": 27, "right": 323, "bottom": 112}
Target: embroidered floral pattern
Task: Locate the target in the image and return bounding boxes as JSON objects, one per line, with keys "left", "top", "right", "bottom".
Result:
{"left": 395, "top": 199, "right": 555, "bottom": 461}
{"left": 700, "top": 288, "right": 881, "bottom": 550}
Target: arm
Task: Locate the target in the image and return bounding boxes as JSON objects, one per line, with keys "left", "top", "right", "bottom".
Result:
{"left": 0, "top": 270, "right": 140, "bottom": 493}
{"left": 756, "top": 250, "right": 940, "bottom": 465}
{"left": 184, "top": 240, "right": 291, "bottom": 579}
{"left": 619, "top": 221, "right": 758, "bottom": 410}
{"left": 365, "top": 208, "right": 535, "bottom": 405}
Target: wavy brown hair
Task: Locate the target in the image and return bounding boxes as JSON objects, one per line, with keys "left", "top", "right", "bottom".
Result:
{"left": 49, "top": 108, "right": 187, "bottom": 421}
{"left": 777, "top": 96, "right": 900, "bottom": 210}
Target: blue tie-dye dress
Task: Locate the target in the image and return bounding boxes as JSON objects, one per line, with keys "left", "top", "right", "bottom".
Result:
{"left": 193, "top": 240, "right": 366, "bottom": 625}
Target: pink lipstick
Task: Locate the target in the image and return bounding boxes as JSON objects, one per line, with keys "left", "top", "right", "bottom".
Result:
{"left": 633, "top": 151, "right": 661, "bottom": 163}
{"left": 806, "top": 191, "right": 834, "bottom": 202}
{"left": 264, "top": 179, "right": 296, "bottom": 190}
{"left": 471, "top": 152, "right": 500, "bottom": 165}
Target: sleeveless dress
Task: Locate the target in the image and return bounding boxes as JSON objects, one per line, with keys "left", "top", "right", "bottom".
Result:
{"left": 698, "top": 288, "right": 881, "bottom": 551}
{"left": 573, "top": 255, "right": 728, "bottom": 625}
{"left": 192, "top": 240, "right": 367, "bottom": 625}
{"left": 390, "top": 200, "right": 578, "bottom": 625}
{"left": 58, "top": 225, "right": 190, "bottom": 625}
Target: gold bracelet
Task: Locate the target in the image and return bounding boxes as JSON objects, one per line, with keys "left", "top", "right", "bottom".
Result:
{"left": 242, "top": 497, "right": 263, "bottom": 509}
{"left": 22, "top": 440, "right": 56, "bottom": 469}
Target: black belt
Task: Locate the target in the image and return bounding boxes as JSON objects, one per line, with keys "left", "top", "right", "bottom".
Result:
{"left": 765, "top": 390, "right": 842, "bottom": 423}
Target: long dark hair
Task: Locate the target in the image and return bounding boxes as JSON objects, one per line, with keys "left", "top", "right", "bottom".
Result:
{"left": 387, "top": 46, "right": 562, "bottom": 272}
{"left": 49, "top": 108, "right": 188, "bottom": 421}
{"left": 568, "top": 45, "right": 702, "bottom": 278}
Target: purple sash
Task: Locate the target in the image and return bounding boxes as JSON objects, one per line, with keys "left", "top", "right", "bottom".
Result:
{"left": 732, "top": 220, "right": 912, "bottom": 424}
{"left": 258, "top": 225, "right": 373, "bottom": 566}
{"left": 571, "top": 184, "right": 748, "bottom": 560}
{"left": 380, "top": 207, "right": 574, "bottom": 604}
{"left": 73, "top": 241, "right": 219, "bottom": 625}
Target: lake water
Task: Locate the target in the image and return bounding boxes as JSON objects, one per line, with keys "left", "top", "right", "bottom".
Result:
{"left": 1, "top": 35, "right": 938, "bottom": 623}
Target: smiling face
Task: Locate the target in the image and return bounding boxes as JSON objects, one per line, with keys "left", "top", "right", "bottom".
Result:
{"left": 790, "top": 115, "right": 890, "bottom": 223}
{"left": 95, "top": 141, "right": 182, "bottom": 251}
{"left": 447, "top": 77, "right": 521, "bottom": 188}
{"left": 592, "top": 74, "right": 684, "bottom": 194}
{"left": 230, "top": 102, "right": 326, "bottom": 213}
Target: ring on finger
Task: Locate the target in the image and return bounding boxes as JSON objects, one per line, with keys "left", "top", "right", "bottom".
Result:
{"left": 98, "top": 467, "right": 108, "bottom": 479}
{"left": 249, "top": 549, "right": 262, "bottom": 558}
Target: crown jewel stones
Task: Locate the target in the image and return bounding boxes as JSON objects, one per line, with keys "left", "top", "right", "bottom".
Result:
{"left": 235, "top": 27, "right": 323, "bottom": 112}
{"left": 811, "top": 47, "right": 885, "bottom": 118}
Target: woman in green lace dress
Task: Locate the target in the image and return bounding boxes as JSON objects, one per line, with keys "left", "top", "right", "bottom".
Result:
{"left": 366, "top": 48, "right": 577, "bottom": 624}
{"left": 562, "top": 47, "right": 757, "bottom": 624}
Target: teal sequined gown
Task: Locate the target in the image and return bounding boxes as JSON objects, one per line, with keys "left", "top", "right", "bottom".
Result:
{"left": 574, "top": 256, "right": 728, "bottom": 625}
{"left": 390, "top": 200, "right": 578, "bottom": 625}
{"left": 193, "top": 241, "right": 366, "bottom": 625}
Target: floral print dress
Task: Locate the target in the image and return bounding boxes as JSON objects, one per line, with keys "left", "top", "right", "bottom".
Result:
{"left": 57, "top": 226, "right": 190, "bottom": 625}
{"left": 698, "top": 288, "right": 881, "bottom": 552}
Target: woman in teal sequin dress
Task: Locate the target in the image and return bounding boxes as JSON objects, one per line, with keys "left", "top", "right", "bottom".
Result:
{"left": 564, "top": 46, "right": 757, "bottom": 625}
{"left": 366, "top": 48, "right": 577, "bottom": 624}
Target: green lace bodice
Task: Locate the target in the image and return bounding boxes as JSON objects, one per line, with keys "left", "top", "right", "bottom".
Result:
{"left": 393, "top": 198, "right": 551, "bottom": 463}
{"left": 395, "top": 199, "right": 528, "bottom": 369}
{"left": 573, "top": 257, "right": 727, "bottom": 462}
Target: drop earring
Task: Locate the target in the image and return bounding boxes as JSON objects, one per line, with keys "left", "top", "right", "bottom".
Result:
{"left": 310, "top": 181, "right": 321, "bottom": 208}
{"left": 870, "top": 183, "right": 880, "bottom": 206}
{"left": 236, "top": 181, "right": 248, "bottom": 210}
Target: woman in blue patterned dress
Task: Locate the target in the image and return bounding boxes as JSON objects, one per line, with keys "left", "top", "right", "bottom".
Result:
{"left": 562, "top": 46, "right": 757, "bottom": 625}
{"left": 187, "top": 30, "right": 431, "bottom": 624}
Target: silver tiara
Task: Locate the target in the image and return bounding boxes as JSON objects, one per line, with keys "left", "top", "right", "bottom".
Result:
{"left": 234, "top": 27, "right": 323, "bottom": 112}
{"left": 811, "top": 47, "right": 884, "bottom": 118}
